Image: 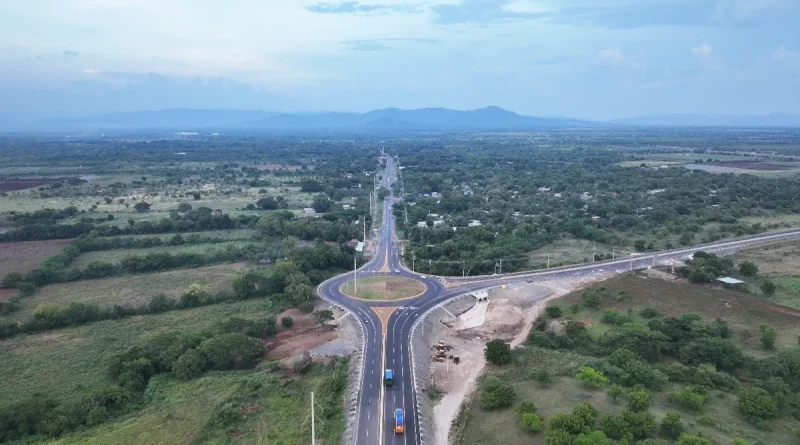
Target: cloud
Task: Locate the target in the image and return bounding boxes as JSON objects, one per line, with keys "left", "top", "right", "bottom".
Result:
{"left": 599, "top": 47, "right": 625, "bottom": 64}
{"left": 63, "top": 50, "right": 79, "bottom": 58}
{"left": 712, "top": 0, "right": 800, "bottom": 26}
{"left": 772, "top": 45, "right": 800, "bottom": 63}
{"left": 341, "top": 38, "right": 438, "bottom": 51}
{"left": 306, "top": 2, "right": 420, "bottom": 14}
{"left": 431, "top": 0, "right": 551, "bottom": 25}
{"left": 691, "top": 43, "right": 714, "bottom": 58}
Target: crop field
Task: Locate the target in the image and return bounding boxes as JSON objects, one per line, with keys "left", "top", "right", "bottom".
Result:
{"left": 5, "top": 263, "right": 245, "bottom": 320}
{"left": 340, "top": 276, "right": 426, "bottom": 300}
{"left": 0, "top": 299, "right": 274, "bottom": 409}
{"left": 70, "top": 240, "right": 253, "bottom": 268}
{"left": 0, "top": 238, "right": 71, "bottom": 275}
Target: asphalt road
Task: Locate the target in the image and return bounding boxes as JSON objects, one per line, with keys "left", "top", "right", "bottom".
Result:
{"left": 318, "top": 154, "right": 800, "bottom": 445}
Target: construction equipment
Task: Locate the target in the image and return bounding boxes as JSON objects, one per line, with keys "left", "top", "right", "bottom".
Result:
{"left": 453, "top": 356, "right": 460, "bottom": 365}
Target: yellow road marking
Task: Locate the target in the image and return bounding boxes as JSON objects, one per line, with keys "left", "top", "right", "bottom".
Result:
{"left": 373, "top": 306, "right": 396, "bottom": 445}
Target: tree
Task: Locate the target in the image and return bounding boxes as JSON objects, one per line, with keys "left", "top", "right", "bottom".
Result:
{"left": 634, "top": 240, "right": 647, "bottom": 251}
{"left": 179, "top": 284, "right": 209, "bottom": 308}
{"left": 600, "top": 414, "right": 632, "bottom": 442}
{"left": 520, "top": 412, "right": 543, "bottom": 432}
{"left": 311, "top": 194, "right": 332, "bottom": 213}
{"left": 133, "top": 202, "right": 151, "bottom": 213}
{"left": 577, "top": 367, "right": 608, "bottom": 389}
{"left": 256, "top": 197, "right": 279, "bottom": 210}
{"left": 33, "top": 303, "right": 67, "bottom": 328}
{"left": 626, "top": 388, "right": 652, "bottom": 412}
{"left": 738, "top": 386, "right": 778, "bottom": 420}
{"left": 479, "top": 376, "right": 516, "bottom": 410}
{"left": 581, "top": 290, "right": 602, "bottom": 309}
{"left": 313, "top": 310, "right": 334, "bottom": 326}
{"left": 621, "top": 409, "right": 657, "bottom": 440}
{"left": 1, "top": 272, "right": 23, "bottom": 288}
{"left": 738, "top": 261, "right": 758, "bottom": 277}
{"left": 176, "top": 202, "right": 192, "bottom": 212}
{"left": 761, "top": 279, "right": 776, "bottom": 297}
{"left": 281, "top": 316, "right": 294, "bottom": 328}
{"left": 575, "top": 431, "right": 612, "bottom": 445}
{"left": 677, "top": 434, "right": 711, "bottom": 445}
{"left": 174, "top": 348, "right": 206, "bottom": 380}
{"left": 606, "top": 384, "right": 625, "bottom": 402}
{"left": 197, "top": 333, "right": 264, "bottom": 370}
{"left": 760, "top": 324, "right": 777, "bottom": 349}
{"left": 546, "top": 305, "right": 563, "bottom": 318}
{"left": 485, "top": 339, "right": 512, "bottom": 365}
{"left": 544, "top": 428, "right": 573, "bottom": 445}
{"left": 660, "top": 411, "right": 684, "bottom": 439}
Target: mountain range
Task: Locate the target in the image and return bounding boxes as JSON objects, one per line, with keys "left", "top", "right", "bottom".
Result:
{"left": 17, "top": 107, "right": 800, "bottom": 131}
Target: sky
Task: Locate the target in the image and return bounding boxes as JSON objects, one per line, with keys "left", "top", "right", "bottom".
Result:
{"left": 1, "top": 0, "right": 800, "bottom": 120}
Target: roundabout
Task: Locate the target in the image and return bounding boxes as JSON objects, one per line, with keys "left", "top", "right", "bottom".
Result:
{"left": 339, "top": 276, "right": 427, "bottom": 301}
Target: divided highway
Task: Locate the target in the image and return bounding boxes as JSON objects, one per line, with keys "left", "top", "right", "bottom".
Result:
{"left": 318, "top": 154, "right": 800, "bottom": 445}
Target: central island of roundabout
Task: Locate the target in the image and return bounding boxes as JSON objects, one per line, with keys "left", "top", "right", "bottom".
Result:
{"left": 339, "top": 276, "right": 427, "bottom": 301}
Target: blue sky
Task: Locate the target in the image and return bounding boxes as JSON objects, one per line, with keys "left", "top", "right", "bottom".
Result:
{"left": 1, "top": 0, "right": 799, "bottom": 119}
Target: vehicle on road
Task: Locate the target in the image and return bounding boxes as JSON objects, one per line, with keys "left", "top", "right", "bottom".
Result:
{"left": 384, "top": 369, "right": 394, "bottom": 386}
{"left": 394, "top": 408, "right": 404, "bottom": 435}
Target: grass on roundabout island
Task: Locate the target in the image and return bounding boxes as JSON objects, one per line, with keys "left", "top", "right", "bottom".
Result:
{"left": 339, "top": 276, "right": 427, "bottom": 300}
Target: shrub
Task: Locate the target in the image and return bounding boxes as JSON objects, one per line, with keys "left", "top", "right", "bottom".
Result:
{"left": 677, "top": 433, "right": 711, "bottom": 445}
{"left": 281, "top": 316, "right": 294, "bottom": 328}
{"left": 626, "top": 388, "right": 652, "bottom": 412}
{"left": 33, "top": 303, "right": 68, "bottom": 328}
{"left": 148, "top": 294, "right": 174, "bottom": 313}
{"left": 572, "top": 403, "right": 599, "bottom": 431}
{"left": 640, "top": 307, "right": 661, "bottom": 319}
{"left": 0, "top": 301, "right": 20, "bottom": 315}
{"left": 738, "top": 386, "right": 778, "bottom": 420}
{"left": 520, "top": 412, "right": 543, "bottom": 432}
{"left": 660, "top": 411, "right": 684, "bottom": 439}
{"left": 621, "top": 409, "right": 657, "bottom": 440}
{"left": 479, "top": 376, "right": 516, "bottom": 410}
{"left": 17, "top": 282, "right": 36, "bottom": 297}
{"left": 546, "top": 306, "right": 563, "bottom": 318}
{"left": 1, "top": 272, "right": 23, "bottom": 288}
{"left": 760, "top": 324, "right": 777, "bottom": 350}
{"left": 668, "top": 385, "right": 709, "bottom": 412}
{"left": 601, "top": 311, "right": 619, "bottom": 325}
{"left": 600, "top": 413, "right": 633, "bottom": 441}
{"left": 760, "top": 279, "right": 776, "bottom": 297}
{"left": 544, "top": 428, "right": 573, "bottom": 445}
{"left": 581, "top": 290, "right": 602, "bottom": 309}
{"left": 606, "top": 384, "right": 625, "bottom": 402}
{"left": 577, "top": 366, "right": 608, "bottom": 388}
{"left": 679, "top": 337, "right": 744, "bottom": 372}
{"left": 738, "top": 261, "right": 758, "bottom": 277}
{"left": 178, "top": 284, "right": 209, "bottom": 308}
{"left": 174, "top": 348, "right": 207, "bottom": 380}
{"left": 571, "top": 304, "right": 580, "bottom": 314}
{"left": 485, "top": 339, "right": 512, "bottom": 365}
{"left": 517, "top": 401, "right": 538, "bottom": 414}
{"left": 532, "top": 368, "right": 552, "bottom": 385}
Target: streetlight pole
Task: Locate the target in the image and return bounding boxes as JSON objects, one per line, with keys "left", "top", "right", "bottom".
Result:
{"left": 354, "top": 256, "right": 358, "bottom": 293}
{"left": 311, "top": 392, "right": 316, "bottom": 445}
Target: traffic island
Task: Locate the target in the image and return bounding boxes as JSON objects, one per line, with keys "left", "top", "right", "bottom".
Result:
{"left": 339, "top": 276, "right": 426, "bottom": 301}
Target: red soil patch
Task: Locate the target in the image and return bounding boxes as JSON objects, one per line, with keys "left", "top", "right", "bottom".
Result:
{"left": 0, "top": 239, "right": 72, "bottom": 275}
{"left": 0, "top": 289, "right": 15, "bottom": 302}
{"left": 264, "top": 308, "right": 336, "bottom": 359}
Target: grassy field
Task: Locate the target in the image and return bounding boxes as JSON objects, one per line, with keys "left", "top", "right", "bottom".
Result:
{"left": 458, "top": 274, "right": 800, "bottom": 445}
{"left": 71, "top": 240, "right": 253, "bottom": 268}
{"left": 5, "top": 263, "right": 245, "bottom": 321}
{"left": 0, "top": 299, "right": 274, "bottom": 409}
{"left": 339, "top": 276, "right": 426, "bottom": 300}
{"left": 0, "top": 238, "right": 71, "bottom": 275}
{"left": 729, "top": 239, "right": 800, "bottom": 309}
{"left": 45, "top": 364, "right": 345, "bottom": 445}
{"left": 527, "top": 239, "right": 629, "bottom": 268}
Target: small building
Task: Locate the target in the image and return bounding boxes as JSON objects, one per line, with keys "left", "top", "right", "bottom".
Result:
{"left": 416, "top": 221, "right": 428, "bottom": 228}
{"left": 355, "top": 242, "right": 364, "bottom": 253}
{"left": 647, "top": 189, "right": 666, "bottom": 195}
{"left": 717, "top": 277, "right": 744, "bottom": 285}
{"left": 303, "top": 207, "right": 316, "bottom": 214}
{"left": 431, "top": 192, "right": 442, "bottom": 198}
{"left": 433, "top": 220, "right": 445, "bottom": 227}
{"left": 342, "top": 204, "right": 351, "bottom": 210}
{"left": 468, "top": 220, "right": 482, "bottom": 227}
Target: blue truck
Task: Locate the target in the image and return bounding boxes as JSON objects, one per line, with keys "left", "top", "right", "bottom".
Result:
{"left": 384, "top": 369, "right": 393, "bottom": 386}
{"left": 394, "top": 408, "right": 404, "bottom": 434}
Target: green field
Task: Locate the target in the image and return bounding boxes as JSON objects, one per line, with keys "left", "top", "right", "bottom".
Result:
{"left": 340, "top": 276, "right": 426, "bottom": 300}
{"left": 457, "top": 274, "right": 800, "bottom": 445}
{"left": 45, "top": 363, "right": 346, "bottom": 445}
{"left": 0, "top": 299, "right": 275, "bottom": 409}
{"left": 5, "top": 263, "right": 245, "bottom": 321}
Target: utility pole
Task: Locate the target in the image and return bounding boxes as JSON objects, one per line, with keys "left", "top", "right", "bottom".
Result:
{"left": 612, "top": 248, "right": 615, "bottom": 260}
{"left": 363, "top": 218, "right": 366, "bottom": 243}
{"left": 412, "top": 253, "right": 416, "bottom": 272}
{"left": 630, "top": 254, "right": 634, "bottom": 272}
{"left": 593, "top": 245, "right": 596, "bottom": 262}
{"left": 311, "top": 392, "right": 316, "bottom": 445}
{"left": 354, "top": 256, "right": 358, "bottom": 293}
{"left": 499, "top": 259, "right": 502, "bottom": 275}
{"left": 462, "top": 260, "right": 465, "bottom": 277}
{"left": 652, "top": 253, "right": 657, "bottom": 268}
{"left": 429, "top": 259, "right": 432, "bottom": 274}
{"left": 546, "top": 253, "right": 550, "bottom": 269}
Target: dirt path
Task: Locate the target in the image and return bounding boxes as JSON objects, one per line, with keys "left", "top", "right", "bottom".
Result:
{"left": 429, "top": 275, "right": 611, "bottom": 445}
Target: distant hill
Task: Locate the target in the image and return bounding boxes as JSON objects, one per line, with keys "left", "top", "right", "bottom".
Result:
{"left": 253, "top": 106, "right": 595, "bottom": 130}
{"left": 42, "top": 109, "right": 280, "bottom": 129}
{"left": 613, "top": 113, "right": 800, "bottom": 127}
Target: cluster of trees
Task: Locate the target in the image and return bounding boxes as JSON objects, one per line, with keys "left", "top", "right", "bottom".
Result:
{"left": 1, "top": 207, "right": 257, "bottom": 242}
{"left": 258, "top": 210, "right": 363, "bottom": 243}
{"left": 394, "top": 140, "right": 800, "bottom": 274}
{"left": 0, "top": 319, "right": 276, "bottom": 442}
